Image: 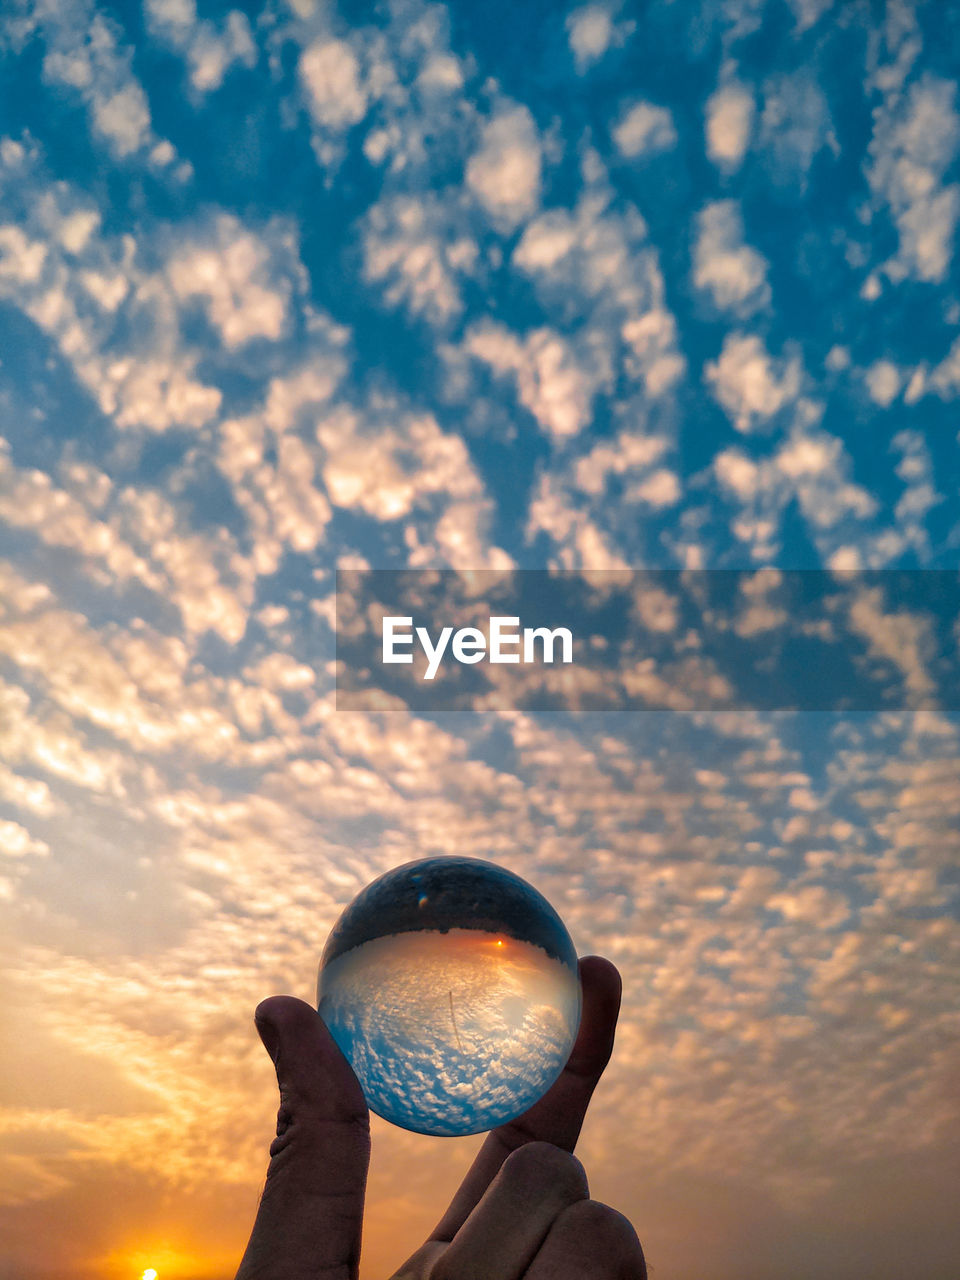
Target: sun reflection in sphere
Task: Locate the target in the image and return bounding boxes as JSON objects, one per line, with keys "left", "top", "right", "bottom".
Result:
{"left": 317, "top": 857, "right": 581, "bottom": 1137}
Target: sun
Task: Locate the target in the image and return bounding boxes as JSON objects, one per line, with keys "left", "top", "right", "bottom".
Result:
{"left": 141, "top": 1270, "right": 158, "bottom": 1280}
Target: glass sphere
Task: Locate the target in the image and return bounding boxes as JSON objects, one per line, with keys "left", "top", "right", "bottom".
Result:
{"left": 317, "top": 857, "right": 581, "bottom": 1136}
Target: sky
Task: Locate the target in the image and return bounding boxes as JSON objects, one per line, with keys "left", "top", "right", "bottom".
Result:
{"left": 0, "top": 0, "right": 959, "bottom": 1278}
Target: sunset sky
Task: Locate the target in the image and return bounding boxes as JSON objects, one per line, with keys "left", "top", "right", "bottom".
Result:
{"left": 1, "top": 1, "right": 959, "bottom": 1278}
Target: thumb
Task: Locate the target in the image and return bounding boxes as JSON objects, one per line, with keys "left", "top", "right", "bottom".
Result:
{"left": 235, "top": 996, "right": 371, "bottom": 1280}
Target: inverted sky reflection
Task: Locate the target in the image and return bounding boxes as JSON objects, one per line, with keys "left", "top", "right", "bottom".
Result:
{"left": 318, "top": 927, "right": 581, "bottom": 1136}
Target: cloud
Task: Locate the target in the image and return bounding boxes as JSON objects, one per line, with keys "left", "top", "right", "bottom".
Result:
{"left": 526, "top": 472, "right": 631, "bottom": 570}
{"left": 27, "top": 1, "right": 177, "bottom": 164}
{"left": 0, "top": 449, "right": 250, "bottom": 643}
{"left": 90, "top": 83, "right": 152, "bottom": 157}
{"left": 362, "top": 193, "right": 479, "bottom": 325}
{"left": 566, "top": 5, "right": 632, "bottom": 73}
{"left": 693, "top": 200, "right": 771, "bottom": 315}
{"left": 0, "top": 757, "right": 59, "bottom": 819}
{"left": 574, "top": 433, "right": 668, "bottom": 495}
{"left": 867, "top": 73, "right": 960, "bottom": 283}
{"left": 0, "top": 144, "right": 221, "bottom": 433}
{"left": 627, "top": 467, "right": 681, "bottom": 508}
{"left": 466, "top": 105, "right": 542, "bottom": 230}
{"left": 511, "top": 195, "right": 685, "bottom": 398}
{"left": 166, "top": 214, "right": 293, "bottom": 349}
{"left": 705, "top": 81, "right": 754, "bottom": 171}
{"left": 145, "top": 1, "right": 257, "bottom": 93}
{"left": 300, "top": 36, "right": 368, "bottom": 130}
{"left": 759, "top": 71, "right": 834, "bottom": 187}
{"left": 0, "top": 818, "right": 50, "bottom": 860}
{"left": 864, "top": 359, "right": 902, "bottom": 406}
{"left": 704, "top": 333, "right": 802, "bottom": 432}
{"left": 0, "top": 224, "right": 47, "bottom": 285}
{"left": 891, "top": 429, "right": 942, "bottom": 544}
{"left": 464, "top": 322, "right": 609, "bottom": 438}
{"left": 785, "top": 0, "right": 835, "bottom": 28}
{"left": 845, "top": 584, "right": 936, "bottom": 701}
{"left": 612, "top": 100, "right": 678, "bottom": 158}
{"left": 711, "top": 425, "right": 879, "bottom": 563}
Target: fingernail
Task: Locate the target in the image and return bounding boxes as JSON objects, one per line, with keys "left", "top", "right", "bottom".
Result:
{"left": 255, "top": 1014, "right": 280, "bottom": 1063}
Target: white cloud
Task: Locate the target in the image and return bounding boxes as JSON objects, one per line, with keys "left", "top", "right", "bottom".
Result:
{"left": 613, "top": 101, "right": 677, "bottom": 158}
{"left": 300, "top": 37, "right": 368, "bottom": 130}
{"left": 705, "top": 333, "right": 802, "bottom": 432}
{"left": 767, "top": 886, "right": 850, "bottom": 929}
{"left": 90, "top": 83, "right": 152, "bottom": 157}
{"left": 511, "top": 197, "right": 685, "bottom": 398}
{"left": 928, "top": 335, "right": 960, "bottom": 398}
{"left": 145, "top": 0, "right": 195, "bottom": 26}
{"left": 787, "top": 0, "right": 834, "bottom": 30}
{"left": 846, "top": 587, "right": 936, "bottom": 700}
{"left": 693, "top": 200, "right": 771, "bottom": 315}
{"left": 713, "top": 422, "right": 879, "bottom": 564}
{"left": 705, "top": 82, "right": 754, "bottom": 171}
{"left": 0, "top": 155, "right": 225, "bottom": 437}
{"left": 868, "top": 74, "right": 960, "bottom": 283}
{"left": 891, "top": 429, "right": 942, "bottom": 545}
{"left": 715, "top": 448, "right": 763, "bottom": 500}
{"left": 775, "top": 434, "right": 837, "bottom": 479}
{"left": 621, "top": 309, "right": 686, "bottom": 395}
{"left": 146, "top": 1, "right": 257, "bottom": 94}
{"left": 513, "top": 213, "right": 579, "bottom": 271}
{"left": 362, "top": 194, "right": 478, "bottom": 325}
{"left": 416, "top": 53, "right": 464, "bottom": 93}
{"left": 0, "top": 225, "right": 47, "bottom": 284}
{"left": 466, "top": 106, "right": 542, "bottom": 230}
{"left": 0, "top": 450, "right": 249, "bottom": 644}
{"left": 627, "top": 468, "right": 681, "bottom": 508}
{"left": 465, "top": 322, "right": 608, "bottom": 438}
{"left": 759, "top": 72, "right": 834, "bottom": 187}
{"left": 574, "top": 433, "right": 668, "bottom": 495}
{"left": 865, "top": 359, "right": 901, "bottom": 406}
{"left": 191, "top": 13, "right": 256, "bottom": 92}
{"left": 0, "top": 757, "right": 58, "bottom": 819}
{"left": 35, "top": 8, "right": 173, "bottom": 164}
{"left": 0, "top": 818, "right": 50, "bottom": 860}
{"left": 167, "top": 215, "right": 291, "bottom": 349}
{"left": 777, "top": 429, "right": 876, "bottom": 532}
{"left": 566, "top": 5, "right": 617, "bottom": 72}
{"left": 526, "top": 472, "right": 631, "bottom": 571}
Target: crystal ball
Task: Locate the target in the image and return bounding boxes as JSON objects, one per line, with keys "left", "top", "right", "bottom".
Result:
{"left": 317, "top": 857, "right": 581, "bottom": 1136}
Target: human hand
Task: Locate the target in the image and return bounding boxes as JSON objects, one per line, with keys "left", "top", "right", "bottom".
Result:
{"left": 235, "top": 956, "right": 645, "bottom": 1280}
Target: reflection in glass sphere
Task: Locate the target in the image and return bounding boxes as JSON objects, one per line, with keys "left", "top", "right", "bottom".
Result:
{"left": 317, "top": 857, "right": 581, "bottom": 1137}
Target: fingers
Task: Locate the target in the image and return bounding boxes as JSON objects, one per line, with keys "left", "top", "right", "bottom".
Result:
{"left": 234, "top": 996, "right": 371, "bottom": 1280}
{"left": 431, "top": 956, "right": 622, "bottom": 1243}
{"left": 428, "top": 1144, "right": 589, "bottom": 1280}
{"left": 521, "top": 1199, "right": 647, "bottom": 1280}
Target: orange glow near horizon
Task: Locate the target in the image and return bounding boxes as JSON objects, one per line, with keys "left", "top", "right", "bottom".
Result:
{"left": 97, "top": 1242, "right": 239, "bottom": 1280}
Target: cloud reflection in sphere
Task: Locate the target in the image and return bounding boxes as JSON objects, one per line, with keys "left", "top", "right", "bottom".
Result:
{"left": 317, "top": 857, "right": 581, "bottom": 1137}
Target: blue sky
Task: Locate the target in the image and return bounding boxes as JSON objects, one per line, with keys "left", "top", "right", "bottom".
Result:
{"left": 1, "top": 2, "right": 959, "bottom": 1279}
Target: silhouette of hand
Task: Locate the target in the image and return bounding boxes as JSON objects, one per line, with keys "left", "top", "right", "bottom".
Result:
{"left": 235, "top": 956, "right": 645, "bottom": 1280}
